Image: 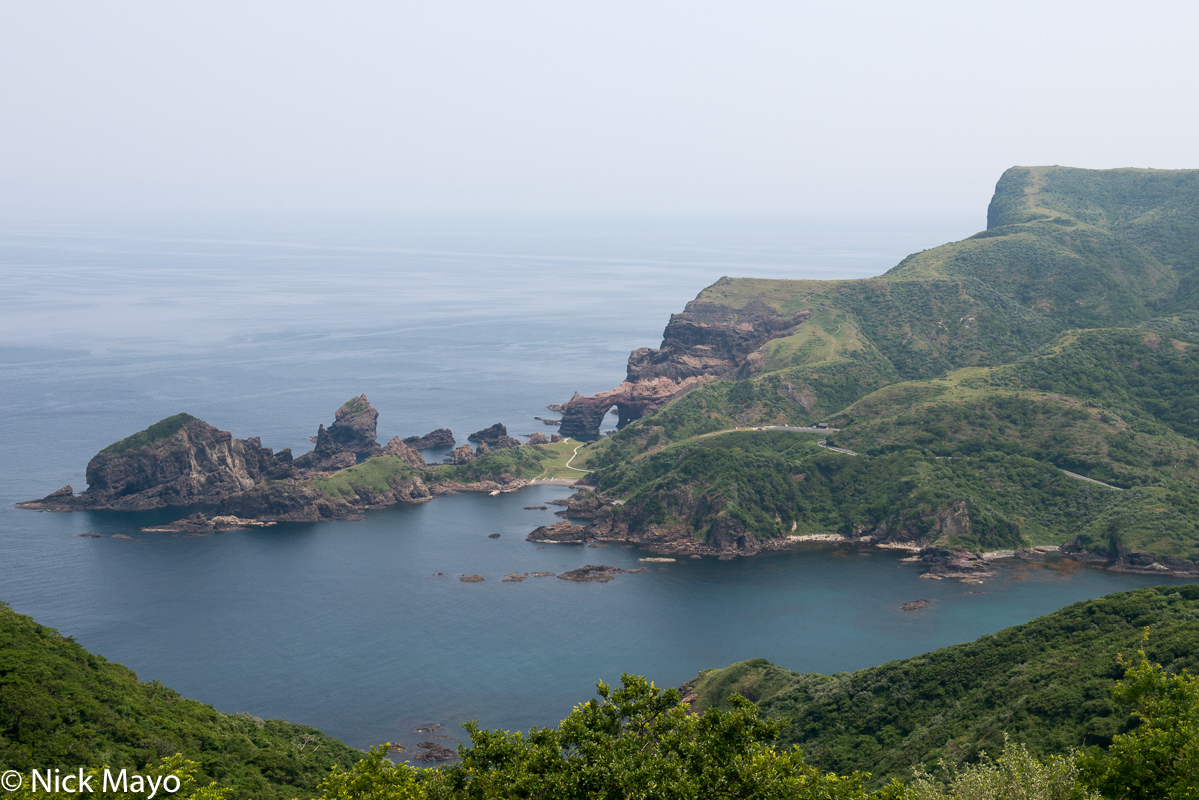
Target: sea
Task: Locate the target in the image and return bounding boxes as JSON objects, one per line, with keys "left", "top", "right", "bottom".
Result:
{"left": 0, "top": 213, "right": 1189, "bottom": 752}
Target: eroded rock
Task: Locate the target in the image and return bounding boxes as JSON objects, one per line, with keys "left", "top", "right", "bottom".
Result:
{"left": 467, "top": 423, "right": 522, "bottom": 449}
{"left": 404, "top": 429, "right": 455, "bottom": 449}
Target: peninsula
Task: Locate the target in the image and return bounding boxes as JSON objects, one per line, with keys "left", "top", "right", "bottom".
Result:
{"left": 539, "top": 166, "right": 1199, "bottom": 575}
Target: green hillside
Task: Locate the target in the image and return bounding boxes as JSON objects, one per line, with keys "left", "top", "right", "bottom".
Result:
{"left": 687, "top": 585, "right": 1199, "bottom": 786}
{"left": 574, "top": 167, "right": 1199, "bottom": 564}
{"left": 0, "top": 603, "right": 360, "bottom": 800}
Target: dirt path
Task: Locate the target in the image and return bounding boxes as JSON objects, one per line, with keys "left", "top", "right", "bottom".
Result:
{"left": 563, "top": 442, "right": 590, "bottom": 472}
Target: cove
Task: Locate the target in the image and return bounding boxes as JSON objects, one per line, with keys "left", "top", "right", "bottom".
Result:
{"left": 6, "top": 484, "right": 1186, "bottom": 753}
{"left": 0, "top": 217, "right": 1186, "bottom": 754}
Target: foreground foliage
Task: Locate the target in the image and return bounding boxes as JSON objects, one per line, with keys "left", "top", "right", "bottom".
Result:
{"left": 904, "top": 740, "right": 1097, "bottom": 800}
{"left": 688, "top": 586, "right": 1199, "bottom": 784}
{"left": 309, "top": 602, "right": 1199, "bottom": 799}
{"left": 0, "top": 604, "right": 359, "bottom": 800}
{"left": 5, "top": 588, "right": 1199, "bottom": 799}
{"left": 1080, "top": 637, "right": 1199, "bottom": 800}
{"left": 420, "top": 675, "right": 869, "bottom": 800}
{"left": 4, "top": 754, "right": 228, "bottom": 800}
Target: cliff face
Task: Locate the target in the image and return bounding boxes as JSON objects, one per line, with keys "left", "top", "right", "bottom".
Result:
{"left": 559, "top": 300, "right": 810, "bottom": 437}
{"left": 294, "top": 395, "right": 383, "bottom": 469}
{"left": 34, "top": 415, "right": 297, "bottom": 511}
{"left": 467, "top": 423, "right": 522, "bottom": 449}
{"left": 19, "top": 397, "right": 397, "bottom": 514}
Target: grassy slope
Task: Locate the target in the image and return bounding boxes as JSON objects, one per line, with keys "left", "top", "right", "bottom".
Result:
{"left": 592, "top": 430, "right": 1131, "bottom": 551}
{"left": 100, "top": 414, "right": 200, "bottom": 455}
{"left": 688, "top": 585, "right": 1199, "bottom": 786}
{"left": 308, "top": 456, "right": 422, "bottom": 501}
{"left": 308, "top": 443, "right": 570, "bottom": 503}
{"left": 0, "top": 604, "right": 360, "bottom": 800}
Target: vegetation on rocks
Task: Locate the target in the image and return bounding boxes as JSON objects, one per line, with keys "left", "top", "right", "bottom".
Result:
{"left": 100, "top": 414, "right": 200, "bottom": 455}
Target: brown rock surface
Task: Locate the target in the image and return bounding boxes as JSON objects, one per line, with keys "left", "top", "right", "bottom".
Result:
{"left": 526, "top": 520, "right": 589, "bottom": 543}
{"left": 295, "top": 395, "right": 383, "bottom": 470}
{"left": 467, "top": 423, "right": 522, "bottom": 449}
{"left": 403, "top": 428, "right": 455, "bottom": 449}
{"left": 448, "top": 444, "right": 475, "bottom": 465}
{"left": 557, "top": 564, "right": 641, "bottom": 582}
{"left": 22, "top": 414, "right": 298, "bottom": 512}
{"left": 559, "top": 299, "right": 810, "bottom": 437}
{"left": 382, "top": 437, "right": 427, "bottom": 469}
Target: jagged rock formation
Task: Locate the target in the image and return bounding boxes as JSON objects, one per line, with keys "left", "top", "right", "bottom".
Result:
{"left": 550, "top": 433, "right": 563, "bottom": 443}
{"left": 382, "top": 437, "right": 427, "bottom": 469}
{"left": 294, "top": 396, "right": 382, "bottom": 470}
{"left": 467, "top": 423, "right": 522, "bottom": 449}
{"left": 559, "top": 301, "right": 810, "bottom": 437}
{"left": 448, "top": 444, "right": 475, "bottom": 464}
{"left": 403, "top": 428, "right": 455, "bottom": 449}
{"left": 18, "top": 414, "right": 298, "bottom": 511}
{"left": 525, "top": 432, "right": 550, "bottom": 445}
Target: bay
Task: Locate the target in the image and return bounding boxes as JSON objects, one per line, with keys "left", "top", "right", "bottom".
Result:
{"left": 0, "top": 214, "right": 1186, "bottom": 751}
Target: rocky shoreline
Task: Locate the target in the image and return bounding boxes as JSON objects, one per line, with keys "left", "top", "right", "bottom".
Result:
{"left": 22, "top": 395, "right": 1199, "bottom": 581}
{"left": 17, "top": 397, "right": 568, "bottom": 532}
{"left": 526, "top": 489, "right": 1199, "bottom": 581}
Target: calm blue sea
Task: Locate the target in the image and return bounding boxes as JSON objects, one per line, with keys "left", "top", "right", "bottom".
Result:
{"left": 0, "top": 214, "right": 1189, "bottom": 751}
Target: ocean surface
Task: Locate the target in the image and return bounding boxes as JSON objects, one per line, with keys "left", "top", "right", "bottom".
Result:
{"left": 0, "top": 214, "right": 1189, "bottom": 751}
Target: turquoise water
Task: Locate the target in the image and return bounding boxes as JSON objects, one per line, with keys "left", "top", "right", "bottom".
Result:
{"left": 0, "top": 216, "right": 1188, "bottom": 751}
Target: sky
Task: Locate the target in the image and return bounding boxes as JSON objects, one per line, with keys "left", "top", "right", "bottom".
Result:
{"left": 2, "top": 0, "right": 1197, "bottom": 217}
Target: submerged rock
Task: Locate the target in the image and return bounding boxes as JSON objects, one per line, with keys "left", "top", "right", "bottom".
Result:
{"left": 414, "top": 742, "right": 458, "bottom": 763}
{"left": 557, "top": 564, "right": 641, "bottom": 582}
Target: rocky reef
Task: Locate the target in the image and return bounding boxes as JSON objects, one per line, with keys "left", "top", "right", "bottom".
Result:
{"left": 556, "top": 564, "right": 646, "bottom": 582}
{"left": 559, "top": 299, "right": 809, "bottom": 437}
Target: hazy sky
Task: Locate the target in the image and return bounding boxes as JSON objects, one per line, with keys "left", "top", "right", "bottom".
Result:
{"left": 2, "top": 1, "right": 1197, "bottom": 217}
